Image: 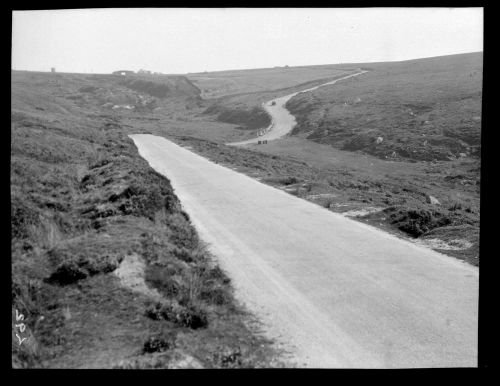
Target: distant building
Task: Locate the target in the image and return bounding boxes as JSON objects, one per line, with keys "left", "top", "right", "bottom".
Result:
{"left": 112, "top": 70, "right": 135, "bottom": 76}
{"left": 51, "top": 67, "right": 56, "bottom": 73}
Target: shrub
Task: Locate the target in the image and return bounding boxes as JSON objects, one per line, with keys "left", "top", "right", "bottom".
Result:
{"left": 206, "top": 266, "right": 230, "bottom": 285}
{"left": 145, "top": 301, "right": 208, "bottom": 329}
{"left": 79, "top": 86, "right": 98, "bottom": 93}
{"left": 142, "top": 332, "right": 176, "bottom": 354}
{"left": 213, "top": 346, "right": 243, "bottom": 368}
{"left": 171, "top": 247, "right": 196, "bottom": 263}
{"left": 200, "top": 285, "right": 232, "bottom": 306}
{"left": 146, "top": 266, "right": 182, "bottom": 298}
{"left": 263, "top": 176, "right": 300, "bottom": 186}
{"left": 76, "top": 253, "right": 122, "bottom": 275}
{"left": 113, "top": 176, "right": 178, "bottom": 220}
{"left": 174, "top": 305, "right": 208, "bottom": 329}
{"left": 11, "top": 199, "right": 40, "bottom": 240}
{"left": 166, "top": 213, "right": 200, "bottom": 250}
{"left": 384, "top": 206, "right": 453, "bottom": 237}
{"left": 281, "top": 176, "right": 299, "bottom": 185}
{"left": 46, "top": 246, "right": 122, "bottom": 285}
{"left": 46, "top": 261, "right": 88, "bottom": 285}
{"left": 145, "top": 302, "right": 164, "bottom": 321}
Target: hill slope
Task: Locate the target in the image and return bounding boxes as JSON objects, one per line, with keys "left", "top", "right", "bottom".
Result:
{"left": 188, "top": 65, "right": 357, "bottom": 98}
{"left": 286, "top": 52, "right": 482, "bottom": 162}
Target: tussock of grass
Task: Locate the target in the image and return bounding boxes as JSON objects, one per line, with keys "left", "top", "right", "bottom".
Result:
{"left": 11, "top": 198, "right": 41, "bottom": 240}
{"left": 46, "top": 248, "right": 123, "bottom": 285}
{"left": 212, "top": 346, "right": 243, "bottom": 368}
{"left": 382, "top": 205, "right": 477, "bottom": 238}
{"left": 262, "top": 175, "right": 300, "bottom": 185}
{"left": 142, "top": 331, "right": 177, "bottom": 354}
{"left": 145, "top": 301, "right": 208, "bottom": 329}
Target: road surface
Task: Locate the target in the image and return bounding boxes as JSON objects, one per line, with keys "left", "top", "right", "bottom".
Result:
{"left": 130, "top": 134, "right": 478, "bottom": 368}
{"left": 227, "top": 70, "right": 368, "bottom": 146}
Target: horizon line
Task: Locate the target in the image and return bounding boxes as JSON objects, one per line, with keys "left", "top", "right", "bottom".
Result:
{"left": 11, "top": 50, "right": 483, "bottom": 76}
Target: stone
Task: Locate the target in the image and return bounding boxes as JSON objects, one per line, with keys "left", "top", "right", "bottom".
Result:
{"left": 426, "top": 195, "right": 441, "bottom": 205}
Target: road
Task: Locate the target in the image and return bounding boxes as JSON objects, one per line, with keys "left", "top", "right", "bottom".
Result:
{"left": 227, "top": 70, "right": 368, "bottom": 146}
{"left": 130, "top": 134, "right": 478, "bottom": 368}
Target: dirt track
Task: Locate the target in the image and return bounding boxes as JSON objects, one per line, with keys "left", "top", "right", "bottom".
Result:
{"left": 130, "top": 134, "right": 478, "bottom": 368}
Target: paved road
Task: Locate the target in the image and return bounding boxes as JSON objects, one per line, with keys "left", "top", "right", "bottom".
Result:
{"left": 130, "top": 134, "right": 478, "bottom": 368}
{"left": 227, "top": 71, "right": 368, "bottom": 146}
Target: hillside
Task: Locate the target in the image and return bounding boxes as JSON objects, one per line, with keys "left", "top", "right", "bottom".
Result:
{"left": 156, "top": 54, "right": 481, "bottom": 265}
{"left": 119, "top": 74, "right": 202, "bottom": 100}
{"left": 198, "top": 68, "right": 358, "bottom": 135}
{"left": 188, "top": 65, "right": 357, "bottom": 98}
{"left": 11, "top": 71, "right": 280, "bottom": 368}
{"left": 286, "top": 52, "right": 482, "bottom": 162}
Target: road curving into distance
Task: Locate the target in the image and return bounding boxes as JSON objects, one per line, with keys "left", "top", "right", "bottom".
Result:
{"left": 227, "top": 70, "right": 368, "bottom": 146}
{"left": 130, "top": 134, "right": 478, "bottom": 368}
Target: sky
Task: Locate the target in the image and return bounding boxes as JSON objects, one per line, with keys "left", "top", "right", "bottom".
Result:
{"left": 12, "top": 8, "right": 483, "bottom": 74}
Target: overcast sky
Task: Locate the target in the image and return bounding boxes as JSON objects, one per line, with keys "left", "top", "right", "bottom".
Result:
{"left": 12, "top": 8, "right": 483, "bottom": 74}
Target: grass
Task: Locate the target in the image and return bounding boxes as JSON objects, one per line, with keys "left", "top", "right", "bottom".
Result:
{"left": 11, "top": 70, "right": 282, "bottom": 368}
{"left": 119, "top": 75, "right": 201, "bottom": 100}
{"left": 286, "top": 52, "right": 482, "bottom": 162}
{"left": 154, "top": 53, "right": 480, "bottom": 266}
{"left": 151, "top": 132, "right": 479, "bottom": 266}
{"left": 196, "top": 69, "right": 359, "bottom": 143}
{"left": 12, "top": 53, "right": 481, "bottom": 365}
{"left": 380, "top": 205, "right": 476, "bottom": 238}
{"left": 187, "top": 65, "right": 357, "bottom": 98}
{"left": 204, "top": 104, "right": 271, "bottom": 130}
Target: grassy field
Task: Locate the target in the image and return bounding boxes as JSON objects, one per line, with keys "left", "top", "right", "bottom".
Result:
{"left": 11, "top": 71, "right": 283, "bottom": 368}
